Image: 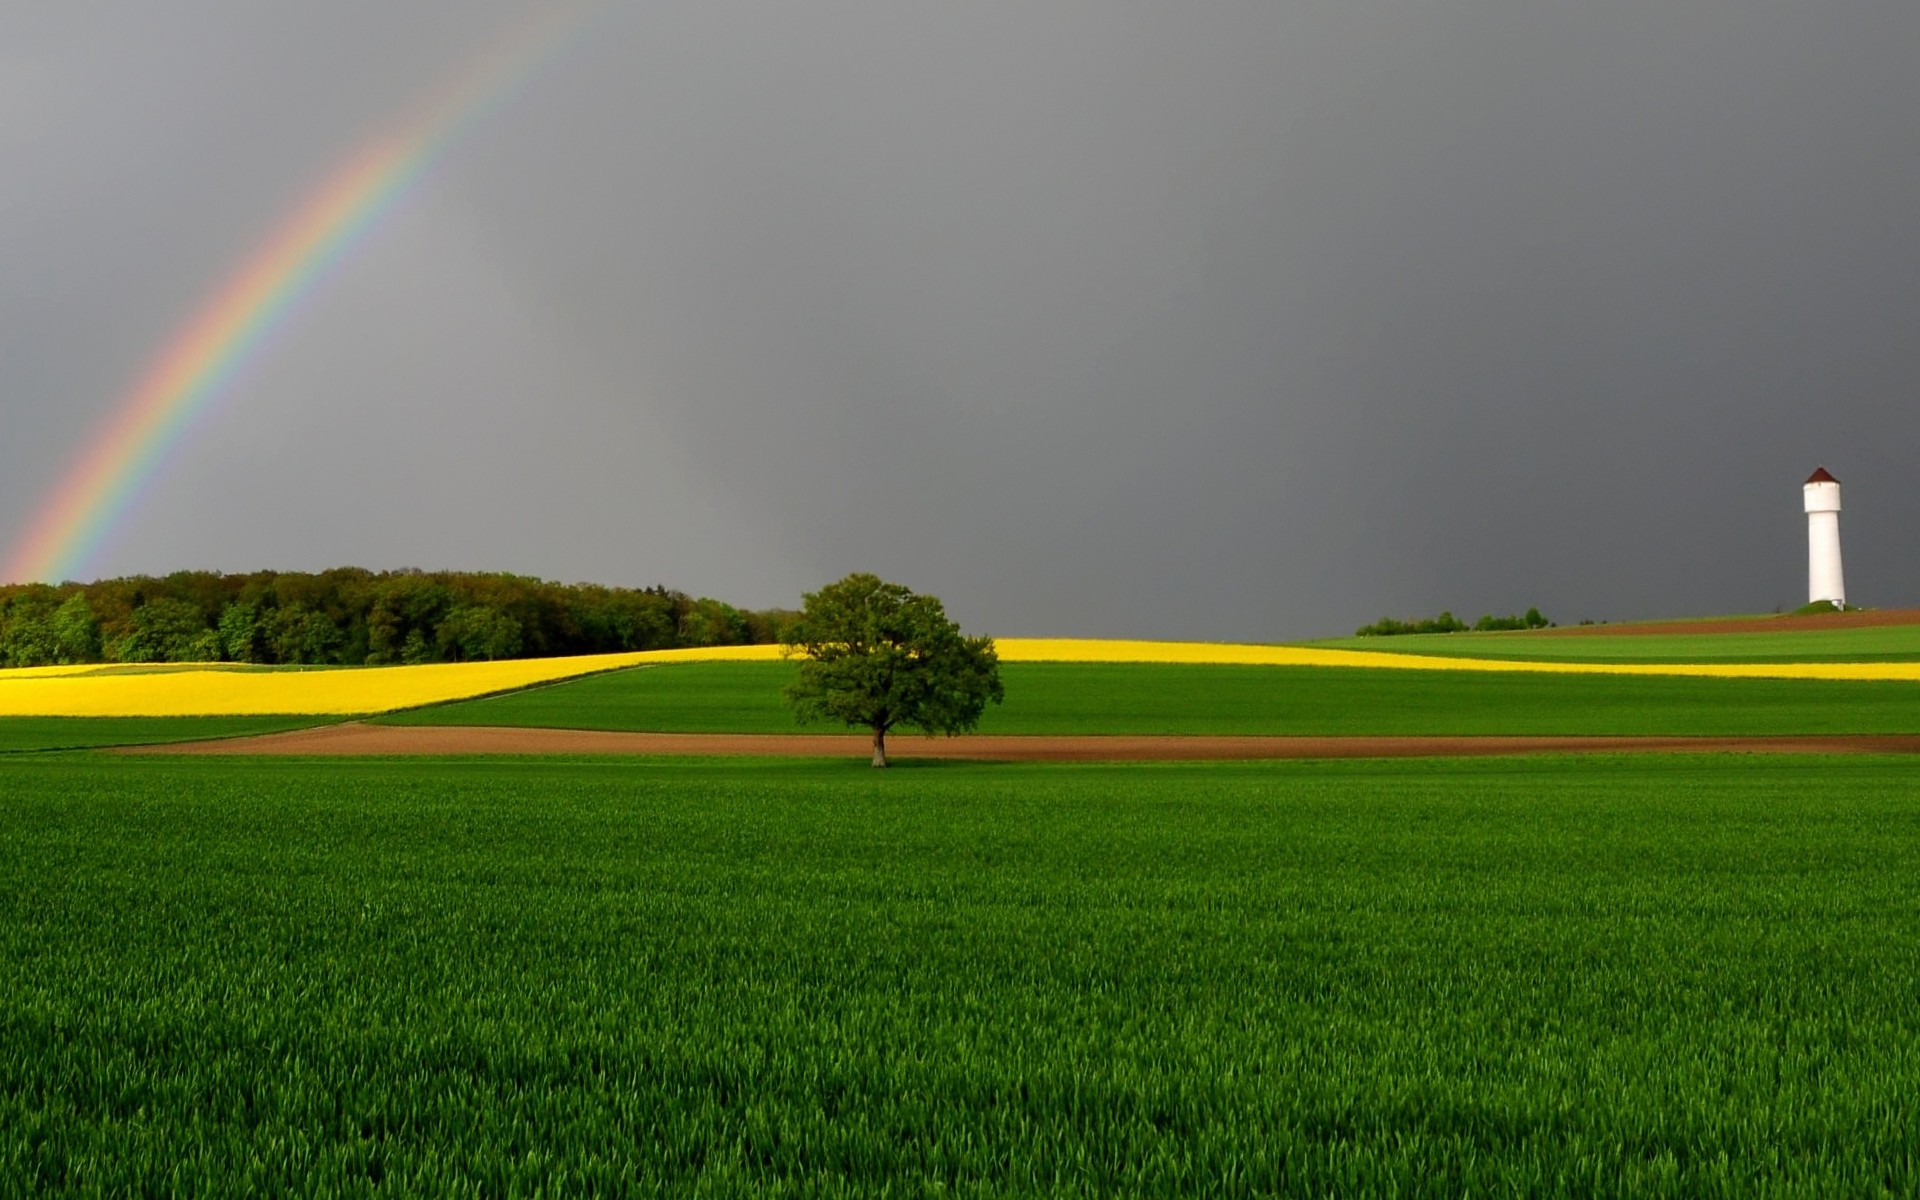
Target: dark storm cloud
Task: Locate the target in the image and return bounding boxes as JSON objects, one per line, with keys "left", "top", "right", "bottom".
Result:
{"left": 4, "top": 2, "right": 1917, "bottom": 637}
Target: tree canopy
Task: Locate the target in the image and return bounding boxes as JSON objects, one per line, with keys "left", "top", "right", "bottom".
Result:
{"left": 782, "top": 573, "right": 1003, "bottom": 767}
{"left": 0, "top": 569, "right": 793, "bottom": 669}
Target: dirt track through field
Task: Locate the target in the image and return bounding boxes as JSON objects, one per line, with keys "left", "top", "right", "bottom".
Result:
{"left": 118, "top": 723, "right": 1920, "bottom": 760}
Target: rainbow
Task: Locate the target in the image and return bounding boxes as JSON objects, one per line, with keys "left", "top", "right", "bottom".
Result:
{"left": 4, "top": 7, "right": 597, "bottom": 585}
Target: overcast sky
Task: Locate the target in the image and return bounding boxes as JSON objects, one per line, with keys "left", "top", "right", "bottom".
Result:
{"left": 4, "top": 2, "right": 1917, "bottom": 639}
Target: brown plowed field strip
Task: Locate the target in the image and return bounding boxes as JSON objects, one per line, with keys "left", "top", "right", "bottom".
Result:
{"left": 1539, "top": 609, "right": 1920, "bottom": 636}
{"left": 118, "top": 723, "right": 1920, "bottom": 761}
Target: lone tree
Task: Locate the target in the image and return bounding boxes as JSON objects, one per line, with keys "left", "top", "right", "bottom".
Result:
{"left": 782, "top": 573, "right": 1003, "bottom": 767}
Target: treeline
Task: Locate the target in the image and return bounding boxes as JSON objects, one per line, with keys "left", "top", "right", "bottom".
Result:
{"left": 0, "top": 569, "right": 795, "bottom": 668}
{"left": 1356, "top": 608, "right": 1550, "bottom": 637}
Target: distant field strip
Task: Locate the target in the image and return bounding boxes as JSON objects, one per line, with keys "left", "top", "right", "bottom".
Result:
{"left": 1310, "top": 624, "right": 1920, "bottom": 664}
{"left": 9, "top": 637, "right": 1920, "bottom": 717}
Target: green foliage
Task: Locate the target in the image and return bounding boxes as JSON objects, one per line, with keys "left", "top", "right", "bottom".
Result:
{"left": 4, "top": 754, "right": 1920, "bottom": 1193}
{"left": 108, "top": 597, "right": 216, "bottom": 663}
{"left": 216, "top": 602, "right": 265, "bottom": 663}
{"left": 435, "top": 605, "right": 524, "bottom": 662}
{"left": 48, "top": 594, "right": 100, "bottom": 664}
{"left": 383, "top": 659, "right": 1920, "bottom": 737}
{"left": 1473, "top": 606, "right": 1551, "bottom": 631}
{"left": 678, "top": 597, "right": 749, "bottom": 647}
{"left": 0, "top": 591, "right": 59, "bottom": 667}
{"left": 401, "top": 628, "right": 436, "bottom": 665}
{"left": 1794, "top": 599, "right": 1844, "bottom": 615}
{"left": 1356, "top": 610, "right": 1469, "bottom": 636}
{"left": 1359, "top": 608, "right": 1551, "bottom": 636}
{"left": 269, "top": 604, "right": 341, "bottom": 665}
{"left": 0, "top": 569, "right": 787, "bottom": 669}
{"left": 782, "top": 573, "right": 1003, "bottom": 764}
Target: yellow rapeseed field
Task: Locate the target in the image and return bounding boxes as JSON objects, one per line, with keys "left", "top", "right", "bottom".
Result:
{"left": 993, "top": 638, "right": 1920, "bottom": 680}
{"left": 0, "top": 645, "right": 784, "bottom": 717}
{"left": 3, "top": 638, "right": 1918, "bottom": 717}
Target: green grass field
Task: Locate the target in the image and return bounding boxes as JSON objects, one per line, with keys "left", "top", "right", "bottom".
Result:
{"left": 1311, "top": 622, "right": 1920, "bottom": 662}
{"left": 4, "top": 754, "right": 1918, "bottom": 1195}
{"left": 380, "top": 660, "right": 1920, "bottom": 735}
{"left": 0, "top": 716, "right": 319, "bottom": 753}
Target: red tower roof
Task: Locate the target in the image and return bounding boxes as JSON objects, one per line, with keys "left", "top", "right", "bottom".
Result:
{"left": 1805, "top": 466, "right": 1839, "bottom": 485}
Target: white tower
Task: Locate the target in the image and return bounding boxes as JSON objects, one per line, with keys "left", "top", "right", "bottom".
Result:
{"left": 1803, "top": 467, "right": 1845, "bottom": 608}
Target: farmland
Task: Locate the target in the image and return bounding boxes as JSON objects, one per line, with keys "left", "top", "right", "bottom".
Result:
{"left": 1313, "top": 621, "right": 1920, "bottom": 663}
{"left": 7, "top": 620, "right": 1920, "bottom": 1193}
{"left": 5, "top": 753, "right": 1919, "bottom": 1195}
{"left": 16, "top": 632, "right": 1920, "bottom": 720}
{"left": 382, "top": 659, "right": 1920, "bottom": 736}
{"left": 0, "top": 648, "right": 774, "bottom": 717}
{"left": 0, "top": 716, "right": 318, "bottom": 753}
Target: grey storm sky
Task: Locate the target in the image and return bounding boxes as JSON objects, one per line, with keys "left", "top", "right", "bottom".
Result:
{"left": 3, "top": 1, "right": 1917, "bottom": 640}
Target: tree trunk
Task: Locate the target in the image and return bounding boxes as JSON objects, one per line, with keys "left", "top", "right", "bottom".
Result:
{"left": 871, "top": 725, "right": 889, "bottom": 768}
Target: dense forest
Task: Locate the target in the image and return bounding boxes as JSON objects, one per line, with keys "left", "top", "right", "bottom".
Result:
{"left": 0, "top": 569, "right": 794, "bottom": 668}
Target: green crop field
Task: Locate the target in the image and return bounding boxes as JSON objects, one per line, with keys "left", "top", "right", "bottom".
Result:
{"left": 0, "top": 716, "right": 318, "bottom": 754}
{"left": 4, "top": 753, "right": 1918, "bottom": 1195}
{"left": 381, "top": 660, "right": 1920, "bottom": 736}
{"left": 1311, "top": 622, "right": 1920, "bottom": 663}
